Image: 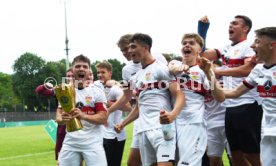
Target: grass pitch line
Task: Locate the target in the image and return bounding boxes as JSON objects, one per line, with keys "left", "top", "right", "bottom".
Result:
{"left": 0, "top": 151, "right": 53, "bottom": 160}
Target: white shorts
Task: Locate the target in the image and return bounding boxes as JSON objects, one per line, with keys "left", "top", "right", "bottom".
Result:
{"left": 58, "top": 149, "right": 107, "bottom": 166}
{"left": 131, "top": 125, "right": 140, "bottom": 149}
{"left": 207, "top": 126, "right": 228, "bottom": 157}
{"left": 138, "top": 128, "right": 176, "bottom": 166}
{"left": 176, "top": 123, "right": 207, "bottom": 166}
{"left": 260, "top": 136, "right": 276, "bottom": 166}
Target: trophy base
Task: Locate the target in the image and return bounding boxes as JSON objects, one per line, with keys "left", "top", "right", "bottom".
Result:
{"left": 66, "top": 118, "right": 83, "bottom": 132}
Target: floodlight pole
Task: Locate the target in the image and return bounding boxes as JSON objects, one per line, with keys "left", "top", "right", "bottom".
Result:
{"left": 64, "top": 1, "right": 70, "bottom": 70}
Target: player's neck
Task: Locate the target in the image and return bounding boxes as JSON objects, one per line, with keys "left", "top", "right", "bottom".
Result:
{"left": 183, "top": 59, "right": 197, "bottom": 67}
{"left": 141, "top": 53, "right": 155, "bottom": 69}
{"left": 265, "top": 54, "right": 276, "bottom": 67}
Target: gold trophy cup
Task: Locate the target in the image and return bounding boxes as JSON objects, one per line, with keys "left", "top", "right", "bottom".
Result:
{"left": 55, "top": 83, "right": 83, "bottom": 132}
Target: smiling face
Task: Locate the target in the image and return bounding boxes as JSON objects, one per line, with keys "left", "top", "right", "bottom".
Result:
{"left": 181, "top": 37, "right": 202, "bottom": 66}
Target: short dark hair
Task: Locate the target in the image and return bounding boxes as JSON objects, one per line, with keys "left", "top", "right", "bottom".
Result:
{"left": 130, "top": 33, "right": 152, "bottom": 51}
{"left": 235, "top": 15, "right": 252, "bottom": 34}
{"left": 117, "top": 34, "right": 132, "bottom": 47}
{"left": 255, "top": 27, "right": 276, "bottom": 40}
{"left": 72, "top": 54, "right": 91, "bottom": 66}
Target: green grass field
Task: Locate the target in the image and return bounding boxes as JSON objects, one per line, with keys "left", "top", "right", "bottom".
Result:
{"left": 0, "top": 124, "right": 133, "bottom": 166}
{"left": 0, "top": 124, "right": 230, "bottom": 166}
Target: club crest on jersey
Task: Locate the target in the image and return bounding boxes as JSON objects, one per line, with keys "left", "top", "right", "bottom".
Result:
{"left": 190, "top": 71, "right": 199, "bottom": 80}
{"left": 233, "top": 49, "right": 239, "bottom": 56}
{"left": 264, "top": 80, "right": 272, "bottom": 91}
{"left": 85, "top": 96, "right": 92, "bottom": 105}
{"left": 273, "top": 72, "right": 276, "bottom": 80}
{"left": 145, "top": 72, "right": 151, "bottom": 81}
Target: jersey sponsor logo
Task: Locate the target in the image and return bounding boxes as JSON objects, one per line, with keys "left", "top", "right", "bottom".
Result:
{"left": 76, "top": 102, "right": 96, "bottom": 115}
{"left": 76, "top": 101, "right": 84, "bottom": 109}
{"left": 222, "top": 57, "right": 244, "bottom": 67}
{"left": 83, "top": 106, "right": 96, "bottom": 115}
{"left": 264, "top": 80, "right": 272, "bottom": 91}
{"left": 257, "top": 81, "right": 276, "bottom": 98}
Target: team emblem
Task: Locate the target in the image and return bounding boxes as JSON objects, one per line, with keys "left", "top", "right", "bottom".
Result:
{"left": 273, "top": 72, "right": 276, "bottom": 80}
{"left": 233, "top": 49, "right": 239, "bottom": 56}
{"left": 85, "top": 96, "right": 92, "bottom": 104}
{"left": 190, "top": 71, "right": 199, "bottom": 80}
{"left": 145, "top": 72, "right": 151, "bottom": 81}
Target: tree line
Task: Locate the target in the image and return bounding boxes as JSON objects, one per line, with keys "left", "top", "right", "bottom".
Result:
{"left": 0, "top": 52, "right": 125, "bottom": 112}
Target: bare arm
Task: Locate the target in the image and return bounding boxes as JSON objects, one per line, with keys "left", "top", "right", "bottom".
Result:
{"left": 114, "top": 102, "right": 139, "bottom": 133}
{"left": 56, "top": 107, "right": 65, "bottom": 125}
{"left": 107, "top": 100, "right": 132, "bottom": 112}
{"left": 199, "top": 57, "right": 225, "bottom": 102}
{"left": 160, "top": 82, "right": 185, "bottom": 124}
{"left": 72, "top": 108, "right": 107, "bottom": 125}
{"left": 224, "top": 83, "right": 250, "bottom": 98}
{"left": 214, "top": 58, "right": 256, "bottom": 77}
{"left": 202, "top": 49, "right": 219, "bottom": 61}
{"left": 108, "top": 89, "right": 133, "bottom": 113}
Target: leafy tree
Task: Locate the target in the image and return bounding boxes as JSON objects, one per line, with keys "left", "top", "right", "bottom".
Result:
{"left": 108, "top": 59, "right": 125, "bottom": 81}
{"left": 0, "top": 72, "right": 19, "bottom": 110}
{"left": 12, "top": 52, "right": 46, "bottom": 110}
{"left": 12, "top": 53, "right": 65, "bottom": 111}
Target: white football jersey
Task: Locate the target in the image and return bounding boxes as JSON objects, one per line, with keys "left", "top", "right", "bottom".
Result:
{"left": 175, "top": 65, "right": 209, "bottom": 125}
{"left": 204, "top": 72, "right": 226, "bottom": 129}
{"left": 62, "top": 85, "right": 107, "bottom": 151}
{"left": 218, "top": 40, "right": 259, "bottom": 107}
{"left": 133, "top": 60, "right": 174, "bottom": 133}
{"left": 103, "top": 85, "right": 126, "bottom": 141}
{"left": 244, "top": 64, "right": 276, "bottom": 136}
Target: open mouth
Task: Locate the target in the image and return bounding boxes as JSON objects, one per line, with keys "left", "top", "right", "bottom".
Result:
{"left": 78, "top": 74, "right": 85, "bottom": 78}
{"left": 229, "top": 30, "right": 234, "bottom": 35}
{"left": 182, "top": 50, "right": 192, "bottom": 55}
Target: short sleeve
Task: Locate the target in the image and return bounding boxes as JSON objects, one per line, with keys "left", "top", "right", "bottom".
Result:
{"left": 243, "top": 65, "right": 260, "bottom": 89}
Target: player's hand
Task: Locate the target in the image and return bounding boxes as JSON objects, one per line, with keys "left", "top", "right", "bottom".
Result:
{"left": 199, "top": 57, "right": 211, "bottom": 73}
{"left": 168, "top": 62, "right": 189, "bottom": 76}
{"left": 200, "top": 15, "right": 209, "bottom": 23}
{"left": 61, "top": 112, "right": 73, "bottom": 122}
{"left": 160, "top": 110, "right": 177, "bottom": 124}
{"left": 114, "top": 122, "right": 124, "bottom": 133}
{"left": 71, "top": 108, "right": 85, "bottom": 120}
